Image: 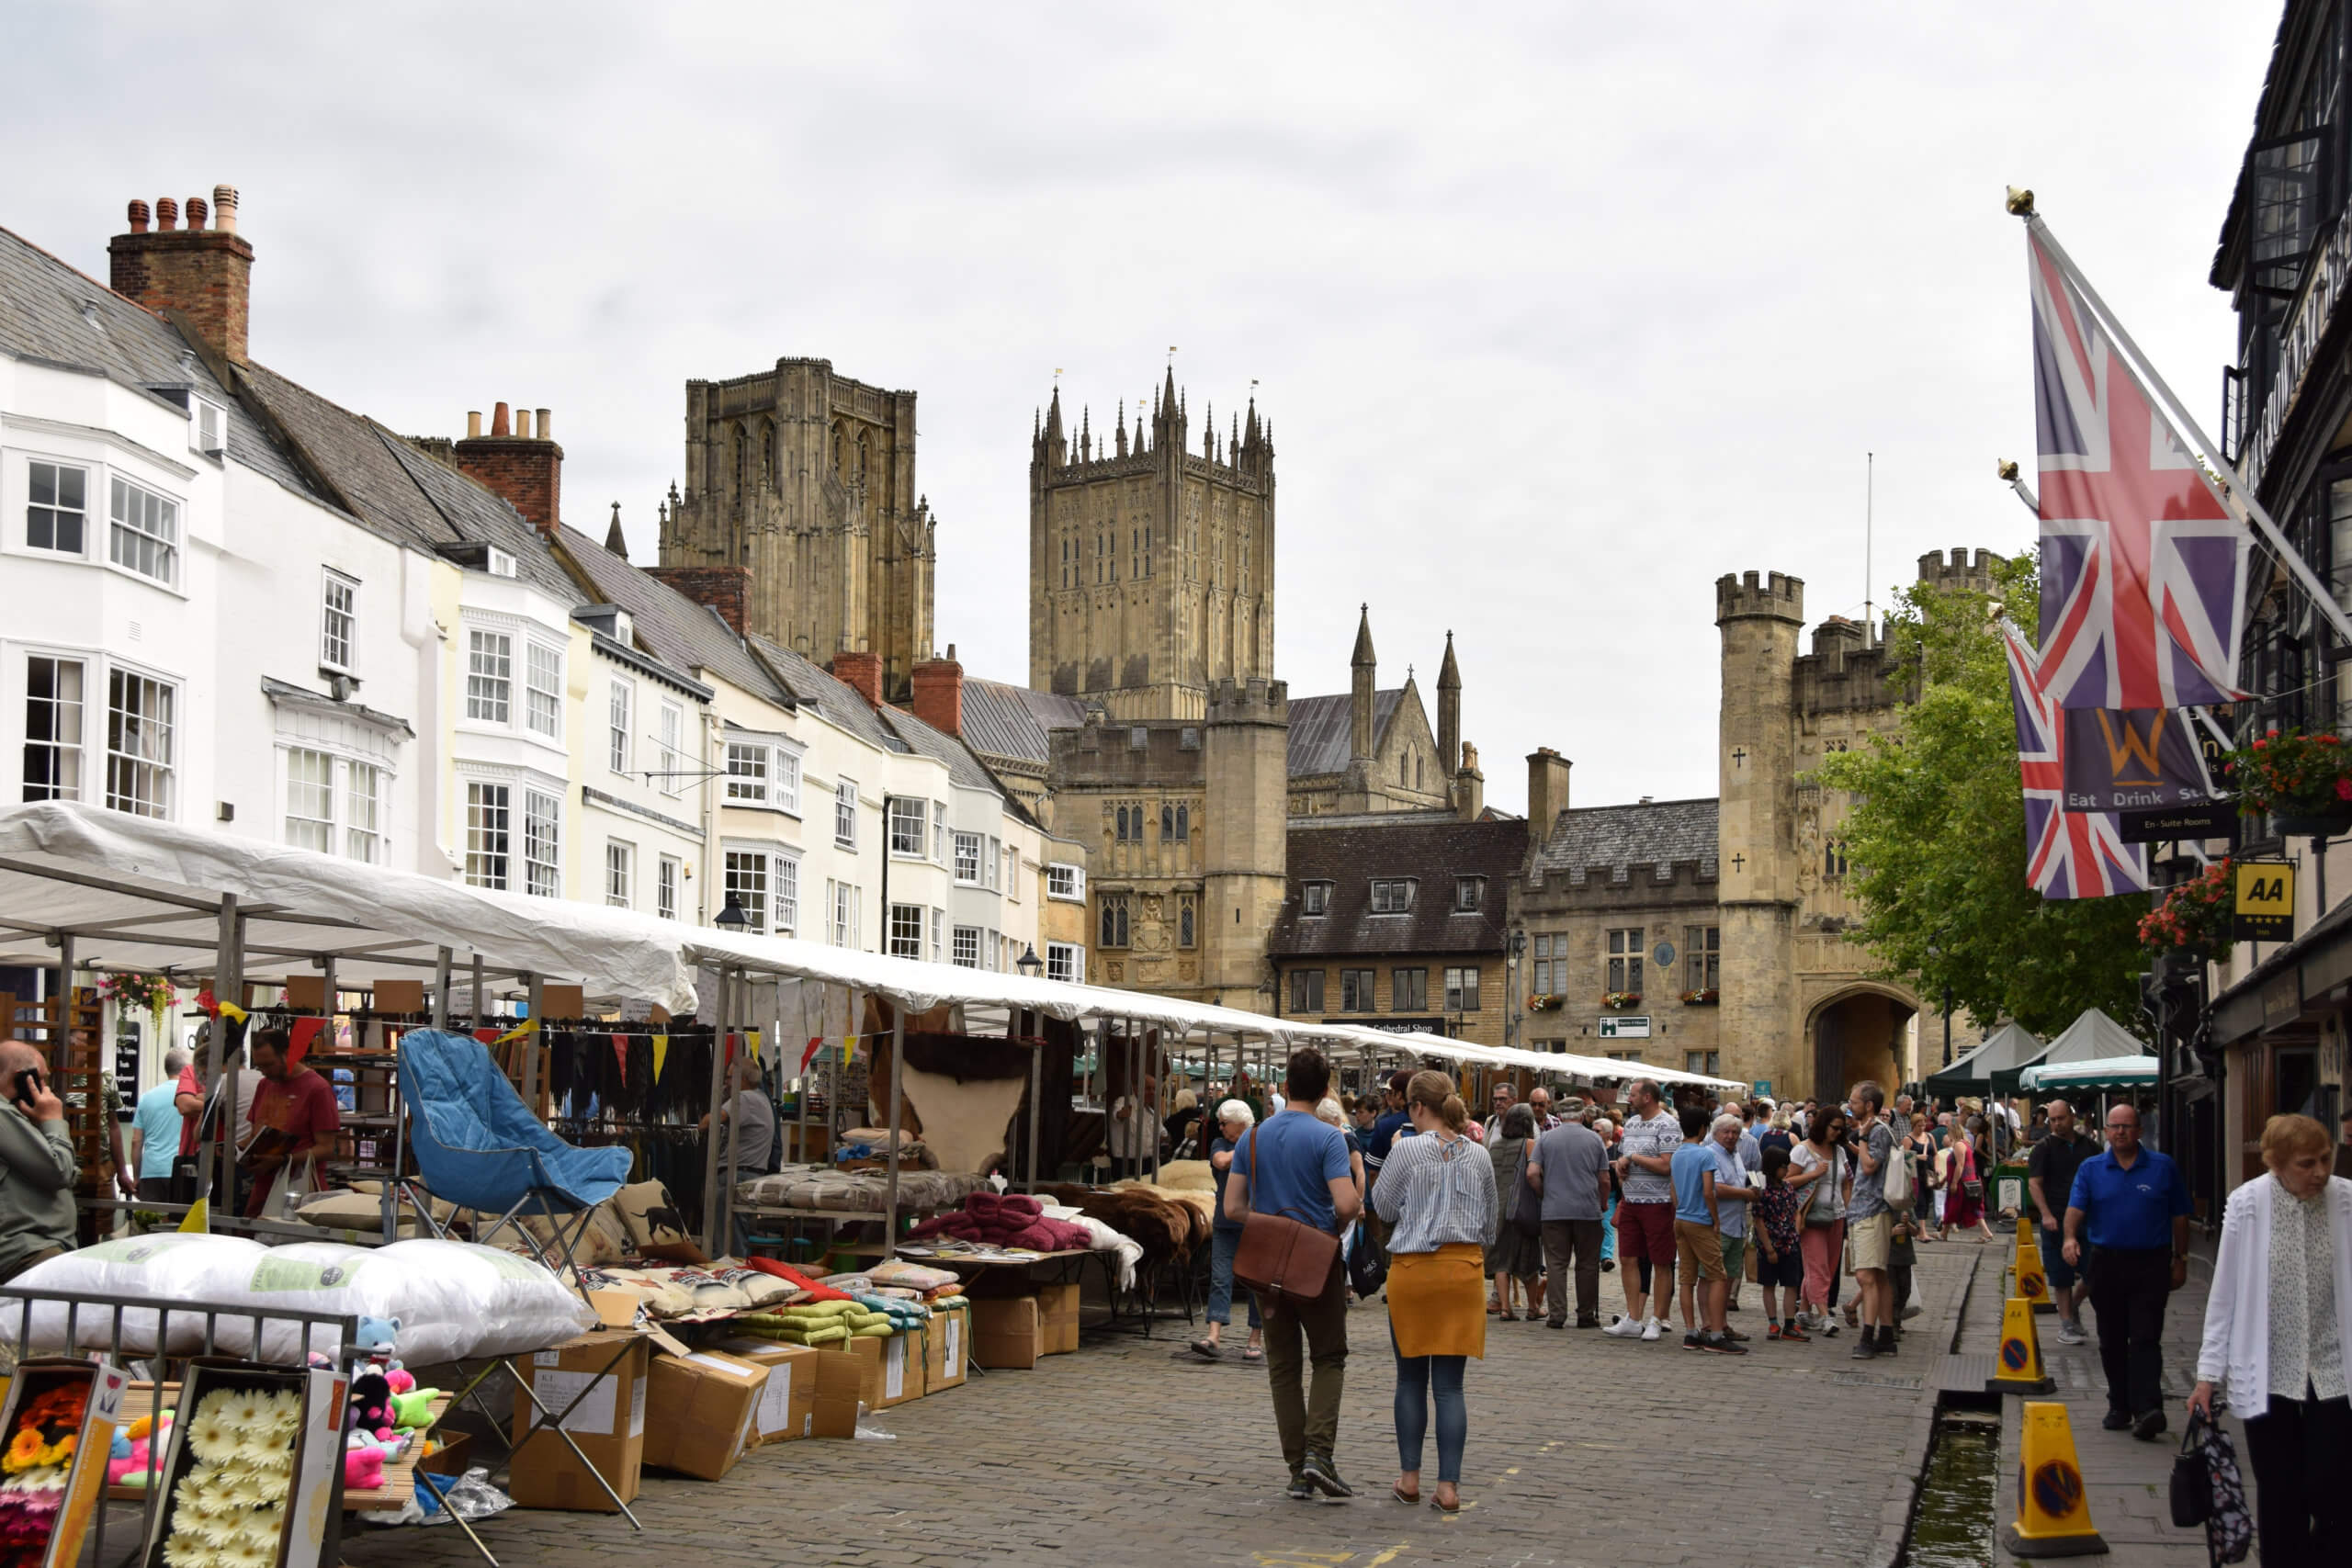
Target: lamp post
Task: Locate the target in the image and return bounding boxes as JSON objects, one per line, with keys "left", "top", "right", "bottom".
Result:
{"left": 1506, "top": 930, "right": 1526, "bottom": 1053}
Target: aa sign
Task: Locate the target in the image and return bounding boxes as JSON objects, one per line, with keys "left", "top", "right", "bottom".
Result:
{"left": 2233, "top": 861, "right": 2295, "bottom": 942}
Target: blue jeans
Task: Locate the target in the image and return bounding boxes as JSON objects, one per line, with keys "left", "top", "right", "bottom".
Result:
{"left": 1391, "top": 1330, "right": 1467, "bottom": 1483}
{"left": 1207, "top": 1226, "right": 1261, "bottom": 1329}
{"left": 1601, "top": 1193, "right": 1617, "bottom": 1262}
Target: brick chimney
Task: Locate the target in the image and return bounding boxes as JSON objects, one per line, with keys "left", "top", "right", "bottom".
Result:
{"left": 109, "top": 186, "right": 253, "bottom": 363}
{"left": 1454, "top": 741, "right": 1486, "bottom": 823}
{"left": 454, "top": 401, "right": 563, "bottom": 536}
{"left": 910, "top": 644, "right": 965, "bottom": 737}
{"left": 1526, "top": 747, "right": 1572, "bottom": 834}
{"left": 648, "top": 565, "right": 752, "bottom": 635}
{"left": 831, "top": 650, "right": 884, "bottom": 708}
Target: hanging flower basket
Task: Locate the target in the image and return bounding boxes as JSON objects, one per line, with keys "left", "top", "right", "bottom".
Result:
{"left": 1680, "top": 987, "right": 1720, "bottom": 1006}
{"left": 2221, "top": 728, "right": 2352, "bottom": 835}
{"left": 1525, "top": 993, "right": 1565, "bottom": 1013}
{"left": 2137, "top": 859, "right": 2233, "bottom": 964}
{"left": 1601, "top": 991, "right": 1642, "bottom": 1011}
{"left": 96, "top": 972, "right": 175, "bottom": 1015}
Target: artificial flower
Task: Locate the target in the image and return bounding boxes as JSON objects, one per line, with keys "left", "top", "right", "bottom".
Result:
{"left": 184, "top": 1407, "right": 236, "bottom": 1465}
{"left": 161, "top": 1535, "right": 212, "bottom": 1568}
{"left": 3, "top": 1432, "right": 42, "bottom": 1472}
{"left": 222, "top": 1533, "right": 275, "bottom": 1568}
{"left": 215, "top": 1391, "right": 267, "bottom": 1438}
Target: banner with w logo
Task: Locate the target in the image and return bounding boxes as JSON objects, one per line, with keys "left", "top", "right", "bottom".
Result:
{"left": 2058, "top": 706, "right": 2221, "bottom": 814}
{"left": 2000, "top": 620, "right": 2152, "bottom": 899}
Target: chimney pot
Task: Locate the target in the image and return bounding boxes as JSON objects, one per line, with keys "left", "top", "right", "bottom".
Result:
{"left": 126, "top": 200, "right": 150, "bottom": 234}
{"left": 210, "top": 185, "right": 238, "bottom": 235}
{"left": 156, "top": 197, "right": 178, "bottom": 231}
{"left": 491, "top": 402, "right": 511, "bottom": 437}
{"left": 466, "top": 410, "right": 482, "bottom": 440}
{"left": 536, "top": 408, "right": 551, "bottom": 441}
{"left": 185, "top": 196, "right": 208, "bottom": 231}
{"left": 109, "top": 190, "right": 253, "bottom": 362}
{"left": 515, "top": 409, "right": 532, "bottom": 440}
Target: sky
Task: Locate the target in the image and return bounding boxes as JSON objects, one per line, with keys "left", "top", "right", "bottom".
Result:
{"left": 7, "top": 2, "right": 2280, "bottom": 813}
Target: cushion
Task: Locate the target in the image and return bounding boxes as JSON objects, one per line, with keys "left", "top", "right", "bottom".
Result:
{"left": 612, "top": 1179, "right": 706, "bottom": 1263}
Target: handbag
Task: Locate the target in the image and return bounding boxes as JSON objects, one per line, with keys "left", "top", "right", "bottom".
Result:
{"left": 1510, "top": 1145, "right": 1544, "bottom": 1239}
{"left": 2170, "top": 1407, "right": 2252, "bottom": 1562}
{"left": 1802, "top": 1150, "right": 1842, "bottom": 1227}
{"left": 1231, "top": 1122, "right": 1341, "bottom": 1304}
{"left": 2168, "top": 1409, "right": 2211, "bottom": 1528}
{"left": 1879, "top": 1125, "right": 1915, "bottom": 1206}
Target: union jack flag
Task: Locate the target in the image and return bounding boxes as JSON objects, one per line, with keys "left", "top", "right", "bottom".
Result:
{"left": 2000, "top": 620, "right": 2150, "bottom": 900}
{"left": 2030, "top": 227, "right": 2249, "bottom": 708}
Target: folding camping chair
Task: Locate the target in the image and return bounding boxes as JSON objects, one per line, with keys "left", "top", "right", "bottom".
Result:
{"left": 391, "top": 1029, "right": 634, "bottom": 1287}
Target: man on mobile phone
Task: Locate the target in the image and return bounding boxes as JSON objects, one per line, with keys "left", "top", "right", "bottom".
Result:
{"left": 0, "top": 1042, "right": 79, "bottom": 1284}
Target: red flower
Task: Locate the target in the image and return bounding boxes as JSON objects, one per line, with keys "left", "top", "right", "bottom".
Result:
{"left": 2335, "top": 778, "right": 2351, "bottom": 801}
{"left": 2255, "top": 739, "right": 2269, "bottom": 750}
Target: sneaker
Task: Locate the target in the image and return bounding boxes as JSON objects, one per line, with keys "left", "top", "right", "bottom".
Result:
{"left": 1300, "top": 1451, "right": 1353, "bottom": 1498}
{"left": 1872, "top": 1326, "right": 1895, "bottom": 1356}
{"left": 1602, "top": 1314, "right": 1645, "bottom": 1338}
{"left": 2132, "top": 1409, "right": 2167, "bottom": 1442}
{"left": 1767, "top": 1323, "right": 1784, "bottom": 1341}
{"left": 1286, "top": 1473, "right": 1317, "bottom": 1501}
{"left": 1575, "top": 1316, "right": 1601, "bottom": 1329}
{"left": 1703, "top": 1331, "right": 1747, "bottom": 1356}
{"left": 1546, "top": 1318, "right": 1565, "bottom": 1330}
{"left": 1683, "top": 1330, "right": 1705, "bottom": 1351}
{"left": 1820, "top": 1318, "right": 1840, "bottom": 1337}
{"left": 1640, "top": 1317, "right": 1663, "bottom": 1341}
{"left": 1724, "top": 1326, "right": 1751, "bottom": 1343}
{"left": 2054, "top": 1319, "right": 2087, "bottom": 1346}
{"left": 1780, "top": 1323, "right": 1811, "bottom": 1343}
{"left": 1600, "top": 1258, "right": 1616, "bottom": 1272}
{"left": 1849, "top": 1329, "right": 1881, "bottom": 1359}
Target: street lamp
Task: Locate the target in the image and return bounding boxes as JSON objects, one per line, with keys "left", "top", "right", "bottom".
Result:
{"left": 1015, "top": 944, "right": 1044, "bottom": 977}
{"left": 714, "top": 892, "right": 749, "bottom": 931}
{"left": 1507, "top": 930, "right": 1526, "bottom": 1052}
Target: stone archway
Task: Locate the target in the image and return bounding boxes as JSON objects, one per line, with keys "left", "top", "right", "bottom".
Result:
{"left": 1807, "top": 987, "right": 1917, "bottom": 1103}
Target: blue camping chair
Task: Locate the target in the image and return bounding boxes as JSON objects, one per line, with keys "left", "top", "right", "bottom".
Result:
{"left": 394, "top": 1030, "right": 634, "bottom": 1280}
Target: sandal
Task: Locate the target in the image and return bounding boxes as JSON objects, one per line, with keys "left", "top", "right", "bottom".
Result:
{"left": 1498, "top": 1310, "right": 1518, "bottom": 1322}
{"left": 1391, "top": 1484, "right": 1419, "bottom": 1505}
{"left": 1430, "top": 1491, "right": 1461, "bottom": 1514}
{"left": 1187, "top": 1339, "right": 1221, "bottom": 1361}
{"left": 1242, "top": 1346, "right": 1263, "bottom": 1361}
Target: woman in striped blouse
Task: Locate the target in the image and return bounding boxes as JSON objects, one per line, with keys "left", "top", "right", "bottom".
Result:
{"left": 1372, "top": 1069, "right": 1498, "bottom": 1513}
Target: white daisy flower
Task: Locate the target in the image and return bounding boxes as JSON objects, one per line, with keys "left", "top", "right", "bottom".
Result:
{"left": 184, "top": 1407, "right": 238, "bottom": 1465}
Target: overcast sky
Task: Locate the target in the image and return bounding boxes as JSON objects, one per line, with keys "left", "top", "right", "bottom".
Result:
{"left": 11, "top": 2, "right": 2278, "bottom": 812}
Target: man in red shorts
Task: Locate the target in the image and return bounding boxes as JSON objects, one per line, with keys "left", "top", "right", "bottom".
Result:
{"left": 1602, "top": 1078, "right": 1682, "bottom": 1341}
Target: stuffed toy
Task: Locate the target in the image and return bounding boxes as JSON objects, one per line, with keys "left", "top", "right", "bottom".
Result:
{"left": 354, "top": 1316, "right": 400, "bottom": 1358}
{"left": 342, "top": 1448, "right": 386, "bottom": 1491}
{"left": 383, "top": 1366, "right": 416, "bottom": 1395}
{"left": 346, "top": 1372, "right": 395, "bottom": 1440}
{"left": 390, "top": 1389, "right": 440, "bottom": 1429}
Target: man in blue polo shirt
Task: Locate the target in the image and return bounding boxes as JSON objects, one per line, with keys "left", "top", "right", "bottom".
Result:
{"left": 2062, "top": 1104, "right": 2190, "bottom": 1440}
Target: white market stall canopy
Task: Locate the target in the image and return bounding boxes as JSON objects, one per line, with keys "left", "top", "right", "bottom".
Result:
{"left": 2018, "top": 1055, "right": 2159, "bottom": 1091}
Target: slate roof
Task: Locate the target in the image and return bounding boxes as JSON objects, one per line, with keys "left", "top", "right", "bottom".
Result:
{"left": 879, "top": 703, "right": 1004, "bottom": 795}
{"left": 1266, "top": 817, "right": 1527, "bottom": 959}
{"left": 744, "top": 635, "right": 909, "bottom": 758}
{"left": 960, "top": 677, "right": 1091, "bottom": 767}
{"left": 1286, "top": 689, "right": 1405, "bottom": 777}
{"left": 0, "top": 225, "right": 325, "bottom": 507}
{"left": 1532, "top": 797, "right": 1718, "bottom": 880}
{"left": 558, "top": 525, "right": 791, "bottom": 705}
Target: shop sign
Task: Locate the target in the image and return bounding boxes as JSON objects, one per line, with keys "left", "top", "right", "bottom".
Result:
{"left": 1598, "top": 1015, "right": 1651, "bottom": 1040}
{"left": 2233, "top": 860, "right": 2295, "bottom": 942}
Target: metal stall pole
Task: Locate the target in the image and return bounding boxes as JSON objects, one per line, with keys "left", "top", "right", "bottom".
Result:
{"left": 883, "top": 1006, "right": 905, "bottom": 1258}
{"left": 720, "top": 973, "right": 754, "bottom": 1258}
{"left": 430, "top": 946, "right": 451, "bottom": 1030}
{"left": 700, "top": 967, "right": 734, "bottom": 1255}
{"left": 1024, "top": 1010, "right": 1042, "bottom": 1194}
{"left": 470, "top": 953, "right": 484, "bottom": 1030}
{"left": 524, "top": 972, "right": 544, "bottom": 1111}
{"left": 206, "top": 896, "right": 244, "bottom": 1235}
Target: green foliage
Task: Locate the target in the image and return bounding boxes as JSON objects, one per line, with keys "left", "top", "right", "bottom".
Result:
{"left": 1815, "top": 553, "right": 2146, "bottom": 1039}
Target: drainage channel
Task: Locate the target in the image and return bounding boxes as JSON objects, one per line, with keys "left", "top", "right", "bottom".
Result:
{"left": 1899, "top": 1408, "right": 1999, "bottom": 1566}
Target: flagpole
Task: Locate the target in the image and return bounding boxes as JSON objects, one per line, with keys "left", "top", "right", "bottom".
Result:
{"left": 2018, "top": 203, "right": 2352, "bottom": 655}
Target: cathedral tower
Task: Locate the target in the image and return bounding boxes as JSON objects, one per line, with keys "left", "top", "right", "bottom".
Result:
{"left": 1029, "top": 370, "right": 1276, "bottom": 719}
{"left": 1716, "top": 570, "right": 1805, "bottom": 1097}
{"left": 660, "top": 358, "right": 935, "bottom": 703}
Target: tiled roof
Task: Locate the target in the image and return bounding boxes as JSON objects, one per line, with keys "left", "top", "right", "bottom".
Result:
{"left": 960, "top": 677, "right": 1090, "bottom": 767}
{"left": 1286, "top": 689, "right": 1405, "bottom": 778}
{"left": 746, "top": 635, "right": 910, "bottom": 758}
{"left": 0, "top": 226, "right": 326, "bottom": 508}
{"left": 1266, "top": 817, "right": 1528, "bottom": 958}
{"left": 880, "top": 704, "right": 1003, "bottom": 795}
{"left": 557, "top": 526, "right": 791, "bottom": 705}
{"left": 1532, "top": 797, "right": 1718, "bottom": 881}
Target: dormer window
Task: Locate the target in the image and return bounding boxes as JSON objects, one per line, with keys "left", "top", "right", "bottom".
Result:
{"left": 1301, "top": 881, "right": 1332, "bottom": 916}
{"left": 488, "top": 547, "right": 517, "bottom": 578}
{"left": 1369, "top": 879, "right": 1415, "bottom": 914}
{"left": 188, "top": 397, "right": 226, "bottom": 457}
{"left": 1453, "top": 874, "right": 1486, "bottom": 912}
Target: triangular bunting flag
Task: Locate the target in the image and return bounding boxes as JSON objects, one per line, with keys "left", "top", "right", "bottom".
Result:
{"left": 652, "top": 1034, "right": 669, "bottom": 1081}
{"left": 287, "top": 1016, "right": 325, "bottom": 1065}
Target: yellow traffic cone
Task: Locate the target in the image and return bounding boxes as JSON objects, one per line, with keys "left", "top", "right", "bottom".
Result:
{"left": 2013, "top": 1227, "right": 2052, "bottom": 1314}
{"left": 1984, "top": 1296, "right": 2057, "bottom": 1395}
{"left": 2001, "top": 1401, "right": 2108, "bottom": 1557}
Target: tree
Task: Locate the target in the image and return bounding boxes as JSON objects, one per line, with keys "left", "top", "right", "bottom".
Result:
{"left": 1815, "top": 552, "right": 2146, "bottom": 1039}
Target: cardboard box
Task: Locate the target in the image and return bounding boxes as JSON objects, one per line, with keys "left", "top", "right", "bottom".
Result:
{"left": 371, "top": 978, "right": 425, "bottom": 1013}
{"left": 712, "top": 1339, "right": 817, "bottom": 1445}
{"left": 814, "top": 1335, "right": 883, "bottom": 1412}
{"left": 809, "top": 1340, "right": 871, "bottom": 1439}
{"left": 971, "top": 1296, "right": 1042, "bottom": 1370}
{"left": 642, "top": 1349, "right": 768, "bottom": 1481}
{"left": 1037, "top": 1281, "right": 1080, "bottom": 1355}
{"left": 876, "top": 1331, "right": 923, "bottom": 1408}
{"left": 138, "top": 1360, "right": 345, "bottom": 1568}
{"left": 0, "top": 1360, "right": 129, "bottom": 1568}
{"left": 923, "top": 1303, "right": 967, "bottom": 1391}
{"left": 509, "top": 1333, "right": 649, "bottom": 1512}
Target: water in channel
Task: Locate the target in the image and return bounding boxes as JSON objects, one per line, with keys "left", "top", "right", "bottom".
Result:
{"left": 1904, "top": 1413, "right": 1999, "bottom": 1567}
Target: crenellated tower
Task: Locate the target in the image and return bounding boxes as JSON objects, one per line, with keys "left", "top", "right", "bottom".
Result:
{"left": 659, "top": 358, "right": 935, "bottom": 703}
{"left": 1029, "top": 369, "right": 1276, "bottom": 719}
{"left": 1716, "top": 570, "right": 1806, "bottom": 1095}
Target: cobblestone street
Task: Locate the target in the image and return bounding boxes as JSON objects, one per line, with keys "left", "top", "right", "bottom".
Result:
{"left": 342, "top": 1246, "right": 1979, "bottom": 1568}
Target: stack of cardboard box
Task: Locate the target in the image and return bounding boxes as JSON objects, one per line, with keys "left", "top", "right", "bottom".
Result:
{"left": 509, "top": 1332, "right": 650, "bottom": 1512}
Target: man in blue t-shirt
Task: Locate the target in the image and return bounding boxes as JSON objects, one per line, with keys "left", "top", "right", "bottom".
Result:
{"left": 2063, "top": 1103, "right": 2191, "bottom": 1439}
{"left": 1224, "top": 1047, "right": 1360, "bottom": 1500}
{"left": 130, "top": 1046, "right": 192, "bottom": 1202}
{"left": 1668, "top": 1106, "right": 1742, "bottom": 1354}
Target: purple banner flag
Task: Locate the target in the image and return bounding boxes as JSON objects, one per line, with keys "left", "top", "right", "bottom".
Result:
{"left": 2058, "top": 706, "right": 2221, "bottom": 814}
{"left": 2001, "top": 621, "right": 2151, "bottom": 899}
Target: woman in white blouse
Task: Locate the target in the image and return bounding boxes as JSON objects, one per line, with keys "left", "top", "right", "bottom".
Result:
{"left": 2190, "top": 1113, "right": 2352, "bottom": 1566}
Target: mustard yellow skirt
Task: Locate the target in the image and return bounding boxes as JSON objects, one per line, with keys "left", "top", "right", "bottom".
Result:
{"left": 1386, "top": 1242, "right": 1487, "bottom": 1359}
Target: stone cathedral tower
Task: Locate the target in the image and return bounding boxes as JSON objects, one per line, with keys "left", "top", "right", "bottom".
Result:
{"left": 659, "top": 358, "right": 936, "bottom": 703}
{"left": 1029, "top": 369, "right": 1276, "bottom": 720}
